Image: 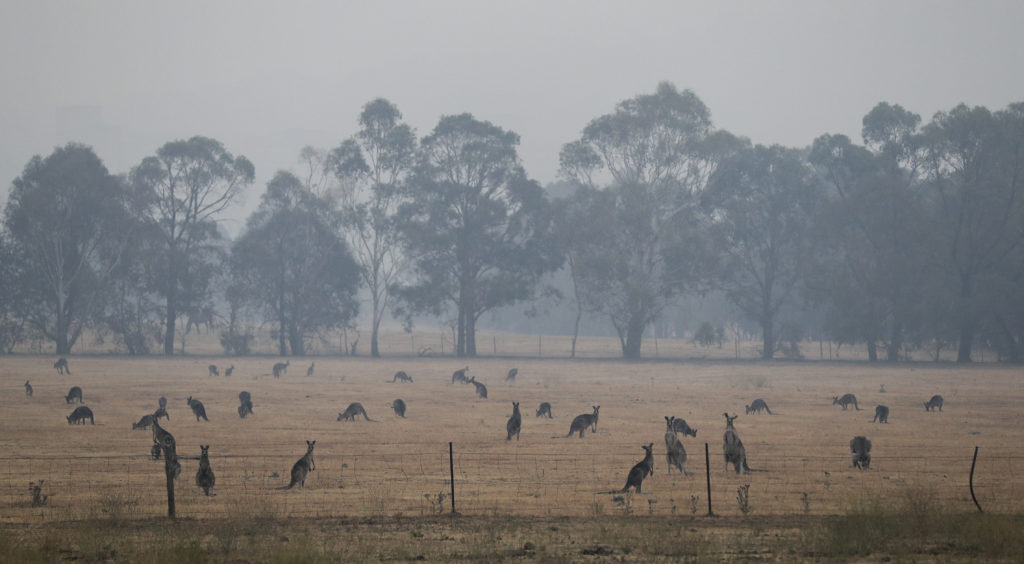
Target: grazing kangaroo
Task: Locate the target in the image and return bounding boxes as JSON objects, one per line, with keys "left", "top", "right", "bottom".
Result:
{"left": 873, "top": 405, "right": 889, "bottom": 423}
{"left": 187, "top": 396, "right": 209, "bottom": 422}
{"left": 671, "top": 418, "right": 698, "bottom": 437}
{"left": 664, "top": 417, "right": 692, "bottom": 476}
{"left": 745, "top": 398, "right": 772, "bottom": 415}
{"left": 133, "top": 414, "right": 156, "bottom": 430}
{"left": 208, "top": 364, "right": 219, "bottom": 377}
{"left": 67, "top": 405, "right": 94, "bottom": 425}
{"left": 850, "top": 436, "right": 872, "bottom": 469}
{"left": 224, "top": 365, "right": 234, "bottom": 377}
{"left": 337, "top": 402, "right": 376, "bottom": 421}
{"left": 833, "top": 393, "right": 861, "bottom": 410}
{"left": 158, "top": 396, "right": 168, "bottom": 410}
{"left": 506, "top": 402, "right": 522, "bottom": 440}
{"left": 272, "top": 361, "right": 290, "bottom": 379}
{"left": 25, "top": 381, "right": 32, "bottom": 397}
{"left": 279, "top": 440, "right": 316, "bottom": 489}
{"left": 53, "top": 357, "right": 70, "bottom": 375}
{"left": 566, "top": 406, "right": 600, "bottom": 438}
{"left": 389, "top": 399, "right": 407, "bottom": 418}
{"left": 505, "top": 368, "right": 518, "bottom": 382}
{"left": 536, "top": 402, "right": 553, "bottom": 418}
{"left": 238, "top": 395, "right": 254, "bottom": 418}
{"left": 924, "top": 395, "right": 944, "bottom": 412}
{"left": 451, "top": 366, "right": 470, "bottom": 384}
{"left": 392, "top": 371, "right": 413, "bottom": 383}
{"left": 195, "top": 445, "right": 216, "bottom": 496}
{"left": 621, "top": 443, "right": 655, "bottom": 493}
{"left": 723, "top": 413, "right": 753, "bottom": 474}
{"left": 468, "top": 376, "right": 487, "bottom": 399}
{"left": 65, "top": 386, "right": 83, "bottom": 404}
{"left": 238, "top": 391, "right": 251, "bottom": 404}
{"left": 306, "top": 362, "right": 315, "bottom": 377}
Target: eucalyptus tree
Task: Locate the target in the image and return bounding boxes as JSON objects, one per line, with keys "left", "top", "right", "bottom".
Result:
{"left": 131, "top": 136, "right": 254, "bottom": 355}
{"left": 0, "top": 232, "right": 30, "bottom": 353}
{"left": 395, "top": 113, "right": 559, "bottom": 357}
{"left": 329, "top": 98, "right": 416, "bottom": 357}
{"left": 4, "top": 144, "right": 135, "bottom": 354}
{"left": 559, "top": 82, "right": 735, "bottom": 358}
{"left": 231, "top": 171, "right": 360, "bottom": 356}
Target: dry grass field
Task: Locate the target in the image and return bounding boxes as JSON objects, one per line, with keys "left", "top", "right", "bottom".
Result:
{"left": 1, "top": 346, "right": 1023, "bottom": 561}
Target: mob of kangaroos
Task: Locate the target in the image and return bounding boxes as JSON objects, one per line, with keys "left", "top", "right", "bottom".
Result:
{"left": 833, "top": 393, "right": 860, "bottom": 410}
{"left": 535, "top": 402, "right": 553, "bottom": 418}
{"left": 66, "top": 405, "right": 94, "bottom": 425}
{"left": 506, "top": 402, "right": 522, "bottom": 440}
{"left": 664, "top": 416, "right": 692, "bottom": 476}
{"left": 745, "top": 398, "right": 772, "bottom": 415}
{"left": 279, "top": 440, "right": 316, "bottom": 490}
{"left": 65, "top": 386, "right": 83, "bottom": 404}
{"left": 187, "top": 396, "right": 209, "bottom": 421}
{"left": 850, "top": 436, "right": 872, "bottom": 469}
{"left": 195, "top": 445, "right": 216, "bottom": 496}
{"left": 564, "top": 406, "right": 600, "bottom": 438}
{"left": 391, "top": 371, "right": 413, "bottom": 383}
{"left": 337, "top": 402, "right": 376, "bottom": 421}
{"left": 53, "top": 357, "right": 70, "bottom": 375}
{"left": 619, "top": 443, "right": 655, "bottom": 493}
{"left": 924, "top": 395, "right": 944, "bottom": 412}
{"left": 873, "top": 405, "right": 889, "bottom": 423}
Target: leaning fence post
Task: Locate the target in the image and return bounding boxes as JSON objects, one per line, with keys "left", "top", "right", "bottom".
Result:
{"left": 705, "top": 442, "right": 714, "bottom": 516}
{"left": 970, "top": 446, "right": 983, "bottom": 513}
{"left": 449, "top": 441, "right": 456, "bottom": 514}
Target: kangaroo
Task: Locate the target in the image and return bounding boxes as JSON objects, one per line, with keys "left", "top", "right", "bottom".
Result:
{"left": 451, "top": 366, "right": 470, "bottom": 384}
{"left": 195, "top": 445, "right": 216, "bottom": 496}
{"left": 723, "top": 413, "right": 751, "bottom": 474}
{"left": 924, "top": 395, "right": 944, "bottom": 412}
{"left": 468, "top": 376, "right": 487, "bottom": 399}
{"left": 187, "top": 396, "right": 209, "bottom": 421}
{"left": 536, "top": 402, "right": 553, "bottom": 418}
{"left": 850, "top": 436, "right": 872, "bottom": 469}
{"left": 506, "top": 402, "right": 522, "bottom": 440}
{"left": 337, "top": 402, "right": 375, "bottom": 422}
{"left": 873, "top": 405, "right": 889, "bottom": 423}
{"left": 664, "top": 417, "right": 692, "bottom": 476}
{"left": 132, "top": 414, "right": 156, "bottom": 430}
{"left": 154, "top": 407, "right": 170, "bottom": 421}
{"left": 389, "top": 398, "right": 407, "bottom": 418}
{"left": 65, "top": 386, "right": 83, "bottom": 404}
{"left": 565, "top": 406, "right": 600, "bottom": 438}
{"left": 505, "top": 368, "right": 518, "bottom": 382}
{"left": 67, "top": 405, "right": 94, "bottom": 425}
{"left": 158, "top": 396, "right": 168, "bottom": 410}
{"left": 621, "top": 443, "right": 655, "bottom": 493}
{"left": 745, "top": 398, "right": 772, "bottom": 415}
{"left": 306, "top": 362, "right": 315, "bottom": 377}
{"left": 151, "top": 419, "right": 180, "bottom": 479}
{"left": 224, "top": 364, "right": 234, "bottom": 377}
{"left": 272, "top": 361, "right": 290, "bottom": 379}
{"left": 208, "top": 364, "right": 219, "bottom": 377}
{"left": 279, "top": 440, "right": 316, "bottom": 489}
{"left": 53, "top": 357, "right": 70, "bottom": 375}
{"left": 25, "top": 381, "right": 32, "bottom": 397}
{"left": 833, "top": 393, "right": 860, "bottom": 410}
{"left": 391, "top": 371, "right": 413, "bottom": 383}
{"left": 671, "top": 418, "right": 698, "bottom": 437}
{"left": 238, "top": 398, "right": 254, "bottom": 419}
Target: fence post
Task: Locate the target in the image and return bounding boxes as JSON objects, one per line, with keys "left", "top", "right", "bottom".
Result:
{"left": 449, "top": 442, "right": 456, "bottom": 514}
{"left": 704, "top": 442, "right": 713, "bottom": 516}
{"left": 970, "top": 446, "right": 983, "bottom": 513}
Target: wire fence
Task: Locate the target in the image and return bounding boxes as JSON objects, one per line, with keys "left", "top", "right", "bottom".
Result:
{"left": 3, "top": 444, "right": 1020, "bottom": 522}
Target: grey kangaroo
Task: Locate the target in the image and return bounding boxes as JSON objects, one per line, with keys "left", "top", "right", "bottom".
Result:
{"left": 65, "top": 386, "right": 83, "bottom": 404}
{"left": 158, "top": 396, "right": 168, "bottom": 410}
{"left": 224, "top": 365, "right": 234, "bottom": 377}
{"left": 208, "top": 364, "right": 219, "bottom": 377}
{"left": 195, "top": 445, "right": 216, "bottom": 496}
{"left": 833, "top": 393, "right": 860, "bottom": 410}
{"left": 452, "top": 367, "right": 470, "bottom": 384}
{"left": 238, "top": 391, "right": 253, "bottom": 418}
{"left": 566, "top": 406, "right": 600, "bottom": 438}
{"left": 745, "top": 398, "right": 772, "bottom": 415}
{"left": 53, "top": 357, "right": 70, "bottom": 375}
{"left": 505, "top": 368, "right": 518, "bottom": 382}
{"left": 154, "top": 407, "right": 170, "bottom": 421}
{"left": 133, "top": 413, "right": 156, "bottom": 430}
{"left": 621, "top": 443, "right": 655, "bottom": 493}
{"left": 850, "top": 436, "right": 872, "bottom": 469}
{"left": 272, "top": 361, "right": 290, "bottom": 378}
{"left": 389, "top": 399, "right": 406, "bottom": 418}
{"left": 723, "top": 413, "right": 751, "bottom": 474}
{"left": 536, "top": 402, "right": 553, "bottom": 418}
{"left": 67, "top": 405, "right": 94, "bottom": 425}
{"left": 392, "top": 371, "right": 413, "bottom": 383}
{"left": 279, "top": 440, "right": 316, "bottom": 489}
{"left": 671, "top": 418, "right": 698, "bottom": 437}
{"left": 25, "top": 381, "right": 32, "bottom": 397}
{"left": 306, "top": 362, "right": 315, "bottom": 377}
{"left": 187, "top": 396, "right": 209, "bottom": 421}
{"left": 664, "top": 416, "right": 692, "bottom": 476}
{"left": 924, "top": 395, "right": 944, "bottom": 412}
{"left": 873, "top": 405, "right": 889, "bottom": 423}
{"left": 468, "top": 376, "right": 487, "bottom": 399}
{"left": 506, "top": 402, "right": 522, "bottom": 440}
{"left": 337, "top": 402, "right": 375, "bottom": 421}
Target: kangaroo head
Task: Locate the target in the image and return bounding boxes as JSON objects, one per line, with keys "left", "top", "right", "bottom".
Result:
{"left": 187, "top": 396, "right": 193, "bottom": 405}
{"left": 723, "top": 413, "right": 738, "bottom": 428}
{"left": 306, "top": 440, "right": 316, "bottom": 450}
{"left": 642, "top": 443, "right": 653, "bottom": 455}
{"left": 593, "top": 405, "right": 600, "bottom": 415}
{"left": 200, "top": 445, "right": 209, "bottom": 455}
{"left": 665, "top": 416, "right": 674, "bottom": 429}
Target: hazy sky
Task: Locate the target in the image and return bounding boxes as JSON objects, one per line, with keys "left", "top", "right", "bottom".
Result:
{"left": 2, "top": 1, "right": 1023, "bottom": 232}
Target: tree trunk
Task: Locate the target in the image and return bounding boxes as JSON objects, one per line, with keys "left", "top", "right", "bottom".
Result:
{"left": 288, "top": 323, "right": 305, "bottom": 356}
{"left": 957, "top": 322, "right": 974, "bottom": 363}
{"left": 622, "top": 317, "right": 644, "bottom": 359}
{"left": 886, "top": 321, "right": 903, "bottom": 362}
{"left": 163, "top": 281, "right": 177, "bottom": 356}
{"left": 867, "top": 340, "right": 878, "bottom": 362}
{"left": 370, "top": 300, "right": 381, "bottom": 358}
{"left": 761, "top": 315, "right": 774, "bottom": 360}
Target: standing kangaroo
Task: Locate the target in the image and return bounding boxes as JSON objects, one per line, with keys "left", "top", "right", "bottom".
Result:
{"left": 65, "top": 386, "right": 83, "bottom": 404}
{"left": 505, "top": 368, "right": 518, "bottom": 382}
{"left": 224, "top": 365, "right": 234, "bottom": 377}
{"left": 506, "top": 402, "right": 522, "bottom": 440}
{"left": 67, "top": 406, "right": 94, "bottom": 425}
{"left": 25, "top": 381, "right": 32, "bottom": 397}
{"left": 306, "top": 362, "right": 315, "bottom": 377}
{"left": 566, "top": 406, "right": 600, "bottom": 438}
{"left": 536, "top": 402, "right": 553, "bottom": 418}
{"left": 195, "top": 445, "right": 216, "bottom": 496}
{"left": 392, "top": 371, "right": 413, "bottom": 383}
{"left": 389, "top": 399, "right": 407, "bottom": 418}
{"left": 664, "top": 416, "right": 692, "bottom": 476}
{"left": 151, "top": 419, "right": 180, "bottom": 479}
{"left": 850, "top": 436, "right": 872, "bottom": 469}
{"left": 451, "top": 367, "right": 470, "bottom": 384}
{"left": 723, "top": 413, "right": 752, "bottom": 474}
{"left": 187, "top": 396, "right": 209, "bottom": 421}
{"left": 620, "top": 443, "right": 655, "bottom": 493}
{"left": 873, "top": 405, "right": 889, "bottom": 423}
{"left": 337, "top": 402, "right": 375, "bottom": 421}
{"left": 208, "top": 364, "right": 219, "bottom": 377}
{"left": 468, "top": 376, "right": 487, "bottom": 399}
{"left": 279, "top": 440, "right": 316, "bottom": 489}
{"left": 924, "top": 395, "right": 944, "bottom": 412}
{"left": 154, "top": 407, "right": 170, "bottom": 421}
{"left": 745, "top": 398, "right": 772, "bottom": 415}
{"left": 272, "top": 361, "right": 290, "bottom": 379}
{"left": 833, "top": 394, "right": 861, "bottom": 410}
{"left": 53, "top": 357, "right": 70, "bottom": 375}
